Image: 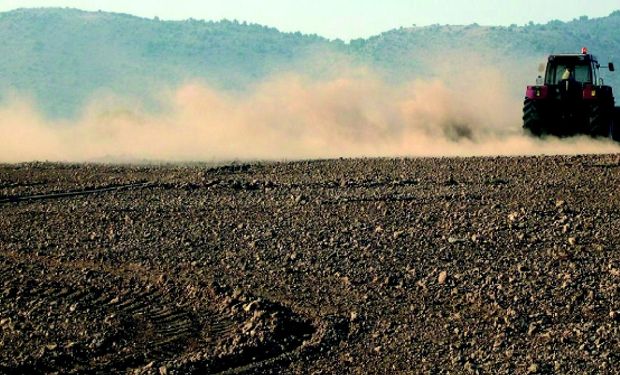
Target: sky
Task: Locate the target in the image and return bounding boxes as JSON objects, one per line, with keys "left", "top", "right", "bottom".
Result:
{"left": 0, "top": 0, "right": 618, "bottom": 40}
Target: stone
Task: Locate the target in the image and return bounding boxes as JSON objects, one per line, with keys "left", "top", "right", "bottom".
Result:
{"left": 438, "top": 271, "right": 448, "bottom": 285}
{"left": 350, "top": 311, "right": 359, "bottom": 322}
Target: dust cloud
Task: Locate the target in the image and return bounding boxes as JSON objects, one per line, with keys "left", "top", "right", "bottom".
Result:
{"left": 1, "top": 67, "right": 618, "bottom": 163}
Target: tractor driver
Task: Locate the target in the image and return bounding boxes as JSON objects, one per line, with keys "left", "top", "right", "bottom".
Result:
{"left": 560, "top": 66, "right": 579, "bottom": 98}
{"left": 561, "top": 66, "right": 575, "bottom": 81}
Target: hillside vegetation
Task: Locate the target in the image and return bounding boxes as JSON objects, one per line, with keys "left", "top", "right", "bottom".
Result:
{"left": 1, "top": 8, "right": 619, "bottom": 117}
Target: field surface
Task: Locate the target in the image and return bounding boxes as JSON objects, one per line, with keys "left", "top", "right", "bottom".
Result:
{"left": 1, "top": 155, "right": 620, "bottom": 374}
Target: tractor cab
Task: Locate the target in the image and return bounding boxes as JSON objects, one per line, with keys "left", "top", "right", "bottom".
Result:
{"left": 544, "top": 50, "right": 613, "bottom": 87}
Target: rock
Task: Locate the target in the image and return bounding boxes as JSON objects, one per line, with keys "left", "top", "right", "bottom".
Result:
{"left": 447, "top": 237, "right": 459, "bottom": 244}
{"left": 108, "top": 296, "right": 120, "bottom": 305}
{"left": 241, "top": 320, "right": 254, "bottom": 334}
{"left": 438, "top": 271, "right": 448, "bottom": 285}
{"left": 464, "top": 361, "right": 475, "bottom": 372}
{"left": 350, "top": 311, "right": 359, "bottom": 322}
{"left": 243, "top": 300, "right": 260, "bottom": 312}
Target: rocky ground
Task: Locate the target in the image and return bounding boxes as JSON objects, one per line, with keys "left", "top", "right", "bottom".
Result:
{"left": 1, "top": 155, "right": 620, "bottom": 374}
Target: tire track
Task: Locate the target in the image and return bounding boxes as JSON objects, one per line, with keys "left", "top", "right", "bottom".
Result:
{"left": 0, "top": 181, "right": 152, "bottom": 204}
{"left": 0, "top": 251, "right": 324, "bottom": 374}
{"left": 0, "top": 253, "right": 200, "bottom": 373}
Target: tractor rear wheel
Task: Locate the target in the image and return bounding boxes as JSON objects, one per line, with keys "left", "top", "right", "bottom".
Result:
{"left": 523, "top": 99, "right": 544, "bottom": 136}
{"left": 588, "top": 101, "right": 614, "bottom": 138}
{"left": 612, "top": 107, "right": 620, "bottom": 142}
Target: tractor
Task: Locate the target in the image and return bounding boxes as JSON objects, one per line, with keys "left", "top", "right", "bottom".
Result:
{"left": 523, "top": 47, "right": 620, "bottom": 141}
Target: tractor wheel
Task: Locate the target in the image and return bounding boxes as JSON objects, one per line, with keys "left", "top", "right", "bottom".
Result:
{"left": 588, "top": 102, "right": 613, "bottom": 137}
{"left": 522, "top": 99, "right": 544, "bottom": 136}
{"left": 612, "top": 107, "right": 620, "bottom": 142}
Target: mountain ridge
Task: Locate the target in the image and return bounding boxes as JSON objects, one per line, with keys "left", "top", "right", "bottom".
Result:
{"left": 1, "top": 7, "right": 619, "bottom": 117}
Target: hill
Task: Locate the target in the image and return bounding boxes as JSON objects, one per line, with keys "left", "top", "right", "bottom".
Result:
{"left": 1, "top": 8, "right": 619, "bottom": 117}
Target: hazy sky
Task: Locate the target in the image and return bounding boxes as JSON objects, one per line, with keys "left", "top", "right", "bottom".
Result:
{"left": 0, "top": 0, "right": 618, "bottom": 40}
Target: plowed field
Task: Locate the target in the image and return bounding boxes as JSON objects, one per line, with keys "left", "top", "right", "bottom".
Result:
{"left": 1, "top": 155, "right": 620, "bottom": 374}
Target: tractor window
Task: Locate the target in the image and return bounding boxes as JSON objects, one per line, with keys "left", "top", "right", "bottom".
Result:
{"left": 573, "top": 65, "right": 591, "bottom": 83}
{"left": 546, "top": 63, "right": 592, "bottom": 85}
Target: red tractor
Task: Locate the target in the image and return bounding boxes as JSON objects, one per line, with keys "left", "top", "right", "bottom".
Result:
{"left": 523, "top": 48, "right": 620, "bottom": 141}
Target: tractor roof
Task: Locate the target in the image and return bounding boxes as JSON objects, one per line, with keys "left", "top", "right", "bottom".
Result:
{"left": 548, "top": 54, "right": 598, "bottom": 63}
